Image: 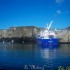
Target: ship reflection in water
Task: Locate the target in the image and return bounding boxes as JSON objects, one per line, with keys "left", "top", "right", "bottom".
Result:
{"left": 39, "top": 45, "right": 57, "bottom": 60}
{"left": 36, "top": 44, "right": 70, "bottom": 69}
{"left": 0, "top": 42, "right": 70, "bottom": 70}
{"left": 34, "top": 45, "right": 59, "bottom": 69}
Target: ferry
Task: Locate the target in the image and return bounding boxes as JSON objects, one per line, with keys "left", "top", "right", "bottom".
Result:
{"left": 37, "top": 21, "right": 59, "bottom": 46}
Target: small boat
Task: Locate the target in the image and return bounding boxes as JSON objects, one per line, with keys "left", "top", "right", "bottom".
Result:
{"left": 36, "top": 21, "right": 59, "bottom": 46}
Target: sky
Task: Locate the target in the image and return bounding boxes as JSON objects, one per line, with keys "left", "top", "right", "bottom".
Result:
{"left": 0, "top": 0, "right": 70, "bottom": 29}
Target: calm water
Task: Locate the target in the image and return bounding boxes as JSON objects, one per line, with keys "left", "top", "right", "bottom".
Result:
{"left": 0, "top": 42, "right": 70, "bottom": 70}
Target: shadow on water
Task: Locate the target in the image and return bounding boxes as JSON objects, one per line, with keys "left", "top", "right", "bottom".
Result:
{"left": 38, "top": 44, "right": 59, "bottom": 49}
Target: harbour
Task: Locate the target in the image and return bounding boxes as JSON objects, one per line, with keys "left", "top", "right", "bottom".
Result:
{"left": 0, "top": 0, "right": 70, "bottom": 69}
{"left": 0, "top": 24, "right": 69, "bottom": 70}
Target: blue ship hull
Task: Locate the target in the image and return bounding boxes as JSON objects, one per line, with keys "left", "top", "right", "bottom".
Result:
{"left": 37, "top": 38, "right": 59, "bottom": 46}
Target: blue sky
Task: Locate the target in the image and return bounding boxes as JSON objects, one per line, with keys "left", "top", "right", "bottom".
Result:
{"left": 0, "top": 0, "right": 70, "bottom": 29}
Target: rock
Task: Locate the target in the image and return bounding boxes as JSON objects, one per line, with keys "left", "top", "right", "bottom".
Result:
{"left": 55, "top": 29, "right": 70, "bottom": 43}
{"left": 0, "top": 26, "right": 70, "bottom": 43}
{"left": 0, "top": 26, "right": 40, "bottom": 42}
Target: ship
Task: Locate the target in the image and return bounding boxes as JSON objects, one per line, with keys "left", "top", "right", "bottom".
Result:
{"left": 37, "top": 21, "right": 59, "bottom": 46}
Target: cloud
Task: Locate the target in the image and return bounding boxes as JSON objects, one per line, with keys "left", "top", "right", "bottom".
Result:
{"left": 56, "top": 10, "right": 62, "bottom": 14}
{"left": 56, "top": 0, "right": 64, "bottom": 4}
{"left": 56, "top": 10, "right": 69, "bottom": 15}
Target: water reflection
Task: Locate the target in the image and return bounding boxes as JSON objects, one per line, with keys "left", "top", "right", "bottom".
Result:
{"left": 0, "top": 42, "right": 70, "bottom": 69}
{"left": 35, "top": 44, "right": 70, "bottom": 68}
{"left": 39, "top": 45, "right": 57, "bottom": 60}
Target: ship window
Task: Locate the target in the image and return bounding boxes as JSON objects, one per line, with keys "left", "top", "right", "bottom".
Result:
{"left": 49, "top": 35, "right": 54, "bottom": 38}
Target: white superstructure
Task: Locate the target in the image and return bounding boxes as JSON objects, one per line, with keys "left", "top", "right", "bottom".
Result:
{"left": 37, "top": 21, "right": 57, "bottom": 39}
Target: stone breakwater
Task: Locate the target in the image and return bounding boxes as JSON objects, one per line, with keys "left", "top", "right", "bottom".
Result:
{"left": 0, "top": 26, "right": 70, "bottom": 43}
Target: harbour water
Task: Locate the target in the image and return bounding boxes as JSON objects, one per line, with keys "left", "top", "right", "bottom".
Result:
{"left": 0, "top": 42, "right": 70, "bottom": 70}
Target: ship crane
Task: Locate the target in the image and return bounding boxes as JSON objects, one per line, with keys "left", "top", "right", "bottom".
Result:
{"left": 47, "top": 21, "right": 53, "bottom": 31}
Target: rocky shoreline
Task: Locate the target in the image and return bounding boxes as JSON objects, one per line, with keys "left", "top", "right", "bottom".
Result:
{"left": 0, "top": 26, "right": 70, "bottom": 43}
